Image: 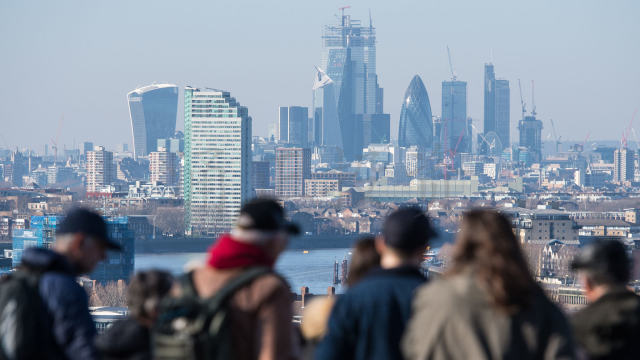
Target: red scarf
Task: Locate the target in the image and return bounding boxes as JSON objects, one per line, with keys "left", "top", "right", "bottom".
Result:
{"left": 207, "top": 233, "right": 275, "bottom": 269}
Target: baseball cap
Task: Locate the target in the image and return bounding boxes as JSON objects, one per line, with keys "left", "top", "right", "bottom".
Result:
{"left": 382, "top": 207, "right": 437, "bottom": 253}
{"left": 235, "top": 198, "right": 300, "bottom": 235}
{"left": 571, "top": 239, "right": 630, "bottom": 283}
{"left": 56, "top": 208, "right": 122, "bottom": 251}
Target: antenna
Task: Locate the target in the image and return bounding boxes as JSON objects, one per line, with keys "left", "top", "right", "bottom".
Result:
{"left": 518, "top": 79, "right": 526, "bottom": 119}
{"left": 531, "top": 80, "right": 537, "bottom": 116}
{"left": 446, "top": 46, "right": 457, "bottom": 81}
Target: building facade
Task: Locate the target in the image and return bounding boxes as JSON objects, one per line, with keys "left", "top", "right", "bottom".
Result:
{"left": 518, "top": 115, "right": 543, "bottom": 163}
{"left": 398, "top": 75, "right": 433, "bottom": 149}
{"left": 183, "top": 87, "right": 252, "bottom": 236}
{"left": 149, "top": 147, "right": 178, "bottom": 186}
{"left": 441, "top": 80, "right": 469, "bottom": 158}
{"left": 275, "top": 148, "right": 311, "bottom": 198}
{"left": 86, "top": 146, "right": 114, "bottom": 193}
{"left": 483, "top": 64, "right": 510, "bottom": 152}
{"left": 304, "top": 179, "right": 339, "bottom": 198}
{"left": 614, "top": 147, "right": 635, "bottom": 183}
{"left": 127, "top": 84, "right": 178, "bottom": 158}
{"left": 278, "top": 106, "right": 309, "bottom": 146}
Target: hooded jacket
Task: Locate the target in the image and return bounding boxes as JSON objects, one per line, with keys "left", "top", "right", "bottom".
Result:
{"left": 21, "top": 247, "right": 98, "bottom": 360}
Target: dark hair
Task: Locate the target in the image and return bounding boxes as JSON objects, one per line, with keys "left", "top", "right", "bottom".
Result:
{"left": 448, "top": 210, "right": 538, "bottom": 313}
{"left": 346, "top": 237, "right": 381, "bottom": 287}
{"left": 382, "top": 207, "right": 436, "bottom": 256}
{"left": 127, "top": 270, "right": 173, "bottom": 321}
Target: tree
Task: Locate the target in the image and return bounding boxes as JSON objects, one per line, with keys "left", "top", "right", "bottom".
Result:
{"left": 90, "top": 281, "right": 127, "bottom": 307}
{"left": 154, "top": 206, "right": 185, "bottom": 235}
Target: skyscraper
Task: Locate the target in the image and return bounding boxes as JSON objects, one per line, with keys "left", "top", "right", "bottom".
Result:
{"left": 441, "top": 80, "right": 469, "bottom": 158}
{"left": 278, "top": 106, "right": 309, "bottom": 146}
{"left": 127, "top": 84, "right": 178, "bottom": 158}
{"left": 483, "top": 64, "right": 510, "bottom": 153}
{"left": 183, "top": 87, "right": 251, "bottom": 236}
{"left": 518, "top": 115, "right": 543, "bottom": 163}
{"left": 86, "top": 146, "right": 114, "bottom": 193}
{"left": 614, "top": 147, "right": 635, "bottom": 183}
{"left": 398, "top": 75, "right": 433, "bottom": 149}
{"left": 275, "top": 147, "right": 311, "bottom": 198}
{"left": 312, "top": 67, "right": 340, "bottom": 148}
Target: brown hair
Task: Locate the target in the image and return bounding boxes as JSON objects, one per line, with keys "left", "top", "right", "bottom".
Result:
{"left": 448, "top": 210, "right": 538, "bottom": 312}
{"left": 346, "top": 237, "right": 381, "bottom": 287}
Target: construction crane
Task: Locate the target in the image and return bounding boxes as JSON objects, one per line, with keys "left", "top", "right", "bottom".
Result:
{"left": 531, "top": 80, "right": 537, "bottom": 116}
{"left": 518, "top": 79, "right": 526, "bottom": 119}
{"left": 620, "top": 108, "right": 638, "bottom": 149}
{"left": 446, "top": 46, "right": 457, "bottom": 81}
{"left": 549, "top": 118, "right": 562, "bottom": 153}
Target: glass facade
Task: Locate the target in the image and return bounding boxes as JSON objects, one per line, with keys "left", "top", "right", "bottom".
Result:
{"left": 441, "top": 80, "right": 469, "bottom": 157}
{"left": 183, "top": 87, "right": 252, "bottom": 236}
{"left": 483, "top": 64, "right": 510, "bottom": 153}
{"left": 398, "top": 75, "right": 433, "bottom": 149}
{"left": 518, "top": 115, "right": 543, "bottom": 163}
{"left": 127, "top": 84, "right": 178, "bottom": 158}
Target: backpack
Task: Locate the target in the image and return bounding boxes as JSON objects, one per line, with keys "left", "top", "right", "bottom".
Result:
{"left": 0, "top": 270, "right": 49, "bottom": 360}
{"left": 152, "top": 267, "right": 271, "bottom": 360}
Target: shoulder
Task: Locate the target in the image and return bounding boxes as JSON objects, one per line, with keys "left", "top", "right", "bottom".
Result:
{"left": 39, "top": 272, "right": 85, "bottom": 303}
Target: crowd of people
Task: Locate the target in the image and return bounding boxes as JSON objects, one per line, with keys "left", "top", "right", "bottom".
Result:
{"left": 1, "top": 201, "right": 639, "bottom": 359}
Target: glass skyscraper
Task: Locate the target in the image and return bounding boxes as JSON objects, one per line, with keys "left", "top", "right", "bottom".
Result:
{"left": 483, "top": 64, "right": 510, "bottom": 153}
{"left": 127, "top": 84, "right": 178, "bottom": 158}
{"left": 183, "top": 87, "right": 251, "bottom": 236}
{"left": 441, "top": 80, "right": 469, "bottom": 157}
{"left": 398, "top": 75, "right": 433, "bottom": 149}
{"left": 278, "top": 106, "right": 309, "bottom": 147}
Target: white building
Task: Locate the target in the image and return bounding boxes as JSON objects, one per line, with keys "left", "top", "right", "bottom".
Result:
{"left": 149, "top": 147, "right": 178, "bottom": 186}
{"left": 86, "top": 146, "right": 114, "bottom": 193}
{"left": 183, "top": 88, "right": 251, "bottom": 235}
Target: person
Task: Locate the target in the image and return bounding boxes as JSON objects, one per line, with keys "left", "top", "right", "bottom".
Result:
{"left": 571, "top": 239, "right": 640, "bottom": 359}
{"left": 173, "top": 198, "right": 300, "bottom": 360}
{"left": 96, "top": 270, "right": 173, "bottom": 360}
{"left": 10, "top": 208, "right": 120, "bottom": 360}
{"left": 402, "top": 210, "right": 576, "bottom": 360}
{"left": 299, "top": 236, "right": 380, "bottom": 359}
{"left": 315, "top": 207, "right": 435, "bottom": 360}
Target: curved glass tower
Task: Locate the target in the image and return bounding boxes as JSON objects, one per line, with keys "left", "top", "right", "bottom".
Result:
{"left": 127, "top": 84, "right": 178, "bottom": 158}
{"left": 398, "top": 75, "right": 433, "bottom": 149}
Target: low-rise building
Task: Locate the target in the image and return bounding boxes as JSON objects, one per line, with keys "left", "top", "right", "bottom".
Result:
{"left": 304, "top": 179, "right": 339, "bottom": 198}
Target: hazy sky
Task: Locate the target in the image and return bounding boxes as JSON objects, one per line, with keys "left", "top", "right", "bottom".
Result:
{"left": 1, "top": 0, "right": 639, "bottom": 151}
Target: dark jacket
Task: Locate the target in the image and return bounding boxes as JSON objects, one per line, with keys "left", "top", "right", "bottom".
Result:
{"left": 315, "top": 266, "right": 426, "bottom": 360}
{"left": 21, "top": 247, "right": 98, "bottom": 360}
{"left": 402, "top": 271, "right": 576, "bottom": 360}
{"left": 96, "top": 318, "right": 151, "bottom": 360}
{"left": 572, "top": 286, "right": 640, "bottom": 360}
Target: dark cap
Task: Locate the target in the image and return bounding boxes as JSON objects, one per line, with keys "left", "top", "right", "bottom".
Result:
{"left": 56, "top": 208, "right": 121, "bottom": 251}
{"left": 383, "top": 207, "right": 437, "bottom": 253}
{"left": 571, "top": 239, "right": 630, "bottom": 283}
{"left": 236, "top": 198, "right": 300, "bottom": 235}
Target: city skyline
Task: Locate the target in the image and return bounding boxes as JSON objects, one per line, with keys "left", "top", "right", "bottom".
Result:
{"left": 1, "top": 1, "right": 639, "bottom": 151}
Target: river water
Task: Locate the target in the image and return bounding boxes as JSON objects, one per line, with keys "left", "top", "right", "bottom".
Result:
{"left": 135, "top": 248, "right": 351, "bottom": 295}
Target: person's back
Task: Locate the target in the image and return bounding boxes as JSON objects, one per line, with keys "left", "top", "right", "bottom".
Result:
{"left": 570, "top": 239, "right": 640, "bottom": 359}
{"left": 316, "top": 207, "right": 435, "bottom": 360}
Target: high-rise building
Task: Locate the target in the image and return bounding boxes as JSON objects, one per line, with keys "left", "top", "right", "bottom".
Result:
{"left": 398, "top": 75, "right": 433, "bottom": 149}
{"left": 127, "top": 84, "right": 178, "bottom": 158}
{"left": 275, "top": 148, "right": 311, "bottom": 198}
{"left": 183, "top": 87, "right": 252, "bottom": 236}
{"left": 441, "top": 81, "right": 469, "bottom": 158}
{"left": 91, "top": 217, "right": 134, "bottom": 284}
{"left": 482, "top": 64, "right": 510, "bottom": 153}
{"left": 149, "top": 147, "right": 178, "bottom": 186}
{"left": 318, "top": 10, "right": 389, "bottom": 162}
{"left": 278, "top": 106, "right": 309, "bottom": 146}
{"left": 614, "top": 147, "right": 635, "bottom": 183}
{"left": 518, "top": 115, "right": 543, "bottom": 163}
{"left": 405, "top": 146, "right": 429, "bottom": 178}
{"left": 312, "top": 67, "right": 340, "bottom": 148}
{"left": 252, "top": 160, "right": 270, "bottom": 190}
{"left": 86, "top": 146, "right": 114, "bottom": 193}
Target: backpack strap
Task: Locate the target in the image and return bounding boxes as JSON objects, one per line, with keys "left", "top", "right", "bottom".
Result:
{"left": 203, "top": 267, "right": 271, "bottom": 311}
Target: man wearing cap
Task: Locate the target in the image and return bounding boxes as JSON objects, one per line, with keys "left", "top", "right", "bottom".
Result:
{"left": 186, "top": 198, "right": 299, "bottom": 360}
{"left": 18, "top": 208, "right": 119, "bottom": 360}
{"left": 316, "top": 207, "right": 436, "bottom": 360}
{"left": 571, "top": 239, "right": 640, "bottom": 359}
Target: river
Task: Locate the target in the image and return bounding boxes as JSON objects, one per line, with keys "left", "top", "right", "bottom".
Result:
{"left": 135, "top": 248, "right": 351, "bottom": 295}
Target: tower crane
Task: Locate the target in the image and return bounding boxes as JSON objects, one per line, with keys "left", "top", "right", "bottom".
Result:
{"left": 518, "top": 79, "right": 526, "bottom": 119}
{"left": 446, "top": 46, "right": 457, "bottom": 81}
{"left": 550, "top": 118, "right": 562, "bottom": 153}
{"left": 531, "top": 80, "right": 537, "bottom": 116}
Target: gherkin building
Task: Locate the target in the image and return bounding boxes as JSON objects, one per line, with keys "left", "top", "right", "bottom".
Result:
{"left": 398, "top": 75, "right": 433, "bottom": 149}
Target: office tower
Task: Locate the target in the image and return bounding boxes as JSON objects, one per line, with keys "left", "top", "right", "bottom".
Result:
{"left": 275, "top": 147, "right": 311, "bottom": 198}
{"left": 278, "top": 106, "right": 309, "bottom": 146}
{"left": 441, "top": 81, "right": 469, "bottom": 160}
{"left": 318, "top": 9, "right": 389, "bottom": 162}
{"left": 482, "top": 64, "right": 510, "bottom": 154}
{"left": 398, "top": 75, "right": 433, "bottom": 149}
{"left": 361, "top": 114, "right": 390, "bottom": 145}
{"left": 149, "top": 147, "right": 179, "bottom": 186}
{"left": 405, "top": 146, "right": 429, "bottom": 178}
{"left": 86, "top": 146, "right": 114, "bottom": 193}
{"left": 312, "top": 67, "right": 340, "bottom": 148}
{"left": 252, "top": 160, "right": 270, "bottom": 190}
{"left": 183, "top": 87, "right": 252, "bottom": 235}
{"left": 127, "top": 84, "right": 178, "bottom": 158}
{"left": 518, "top": 115, "right": 543, "bottom": 163}
{"left": 614, "top": 148, "right": 635, "bottom": 183}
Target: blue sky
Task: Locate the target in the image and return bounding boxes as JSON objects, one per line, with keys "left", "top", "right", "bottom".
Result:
{"left": 1, "top": 0, "right": 638, "bottom": 151}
